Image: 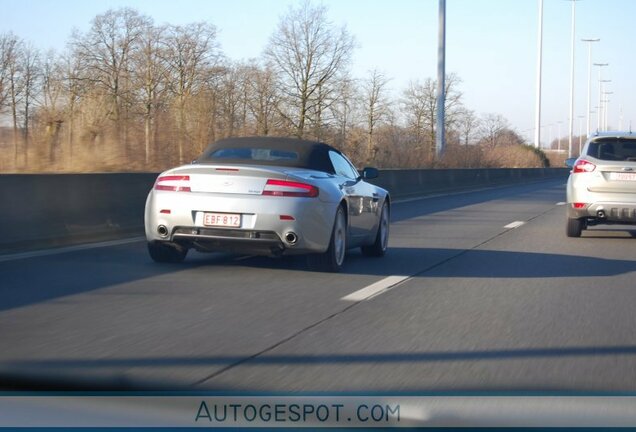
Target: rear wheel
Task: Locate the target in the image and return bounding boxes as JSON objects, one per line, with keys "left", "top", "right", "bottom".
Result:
{"left": 307, "top": 206, "right": 347, "bottom": 272}
{"left": 566, "top": 217, "right": 584, "bottom": 238}
{"left": 148, "top": 241, "right": 188, "bottom": 263}
{"left": 361, "top": 201, "right": 389, "bottom": 257}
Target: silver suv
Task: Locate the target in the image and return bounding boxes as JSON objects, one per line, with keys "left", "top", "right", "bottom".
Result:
{"left": 566, "top": 132, "right": 636, "bottom": 237}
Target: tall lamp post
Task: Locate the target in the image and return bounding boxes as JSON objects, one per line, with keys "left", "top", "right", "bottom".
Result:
{"left": 599, "top": 79, "right": 612, "bottom": 131}
{"left": 436, "top": 0, "right": 446, "bottom": 158}
{"left": 534, "top": 0, "right": 544, "bottom": 148}
{"left": 566, "top": 0, "right": 580, "bottom": 158}
{"left": 603, "top": 91, "right": 614, "bottom": 130}
{"left": 581, "top": 38, "right": 600, "bottom": 136}
{"left": 577, "top": 115, "right": 585, "bottom": 155}
{"left": 593, "top": 63, "right": 609, "bottom": 131}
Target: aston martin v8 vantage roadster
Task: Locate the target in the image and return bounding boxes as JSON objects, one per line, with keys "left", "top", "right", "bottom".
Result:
{"left": 144, "top": 137, "right": 390, "bottom": 272}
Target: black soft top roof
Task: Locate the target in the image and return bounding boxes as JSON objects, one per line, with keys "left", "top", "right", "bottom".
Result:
{"left": 195, "top": 136, "right": 338, "bottom": 173}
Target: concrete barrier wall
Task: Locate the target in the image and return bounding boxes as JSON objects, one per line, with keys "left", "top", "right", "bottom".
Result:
{"left": 368, "top": 167, "right": 568, "bottom": 199}
{"left": 0, "top": 173, "right": 157, "bottom": 253}
{"left": 0, "top": 168, "right": 568, "bottom": 253}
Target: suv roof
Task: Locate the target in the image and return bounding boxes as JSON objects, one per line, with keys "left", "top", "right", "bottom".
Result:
{"left": 589, "top": 131, "right": 636, "bottom": 139}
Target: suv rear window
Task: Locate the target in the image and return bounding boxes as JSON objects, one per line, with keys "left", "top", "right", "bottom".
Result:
{"left": 587, "top": 138, "right": 636, "bottom": 161}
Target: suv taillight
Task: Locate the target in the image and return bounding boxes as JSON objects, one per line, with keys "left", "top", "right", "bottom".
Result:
{"left": 154, "top": 175, "right": 191, "bottom": 192}
{"left": 262, "top": 179, "right": 319, "bottom": 198}
{"left": 572, "top": 159, "right": 596, "bottom": 173}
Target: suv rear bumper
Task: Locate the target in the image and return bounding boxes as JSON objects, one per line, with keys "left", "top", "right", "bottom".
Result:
{"left": 567, "top": 202, "right": 636, "bottom": 223}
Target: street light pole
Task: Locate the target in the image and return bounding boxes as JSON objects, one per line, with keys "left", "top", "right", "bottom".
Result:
{"left": 599, "top": 79, "right": 611, "bottom": 131}
{"left": 578, "top": 115, "right": 585, "bottom": 155}
{"left": 566, "top": 0, "right": 579, "bottom": 158}
{"left": 436, "top": 0, "right": 446, "bottom": 159}
{"left": 581, "top": 38, "right": 600, "bottom": 136}
{"left": 534, "top": 0, "right": 544, "bottom": 148}
{"left": 603, "top": 92, "right": 613, "bottom": 130}
{"left": 593, "top": 63, "right": 609, "bottom": 132}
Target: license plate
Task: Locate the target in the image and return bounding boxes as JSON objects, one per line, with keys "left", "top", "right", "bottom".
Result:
{"left": 203, "top": 212, "right": 241, "bottom": 227}
{"left": 609, "top": 172, "right": 636, "bottom": 181}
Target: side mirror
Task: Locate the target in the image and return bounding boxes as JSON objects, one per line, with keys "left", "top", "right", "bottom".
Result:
{"left": 564, "top": 158, "right": 577, "bottom": 169}
{"left": 362, "top": 167, "right": 379, "bottom": 180}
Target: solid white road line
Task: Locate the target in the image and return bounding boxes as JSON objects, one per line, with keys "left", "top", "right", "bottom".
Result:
{"left": 0, "top": 237, "right": 146, "bottom": 263}
{"left": 556, "top": 202, "right": 566, "bottom": 206}
{"left": 504, "top": 221, "right": 525, "bottom": 229}
{"left": 341, "top": 275, "right": 410, "bottom": 302}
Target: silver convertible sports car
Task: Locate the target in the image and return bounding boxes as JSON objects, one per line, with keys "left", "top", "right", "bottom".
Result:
{"left": 144, "top": 137, "right": 390, "bottom": 272}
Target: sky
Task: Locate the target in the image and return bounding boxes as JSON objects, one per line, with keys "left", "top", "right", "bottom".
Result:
{"left": 2, "top": 0, "right": 636, "bottom": 146}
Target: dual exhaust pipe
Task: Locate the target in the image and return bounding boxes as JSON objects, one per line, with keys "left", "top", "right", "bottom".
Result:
{"left": 159, "top": 224, "right": 299, "bottom": 246}
{"left": 284, "top": 232, "right": 298, "bottom": 245}
{"left": 157, "top": 225, "right": 169, "bottom": 238}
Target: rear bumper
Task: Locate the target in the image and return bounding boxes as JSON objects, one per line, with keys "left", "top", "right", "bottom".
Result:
{"left": 144, "top": 190, "right": 336, "bottom": 255}
{"left": 171, "top": 227, "right": 285, "bottom": 256}
{"left": 567, "top": 202, "right": 636, "bottom": 223}
{"left": 567, "top": 177, "right": 636, "bottom": 223}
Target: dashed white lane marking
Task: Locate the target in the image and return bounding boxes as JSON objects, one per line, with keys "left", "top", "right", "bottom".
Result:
{"left": 0, "top": 237, "right": 145, "bottom": 263}
{"left": 504, "top": 221, "right": 526, "bottom": 229}
{"left": 341, "top": 275, "right": 410, "bottom": 302}
{"left": 557, "top": 202, "right": 566, "bottom": 206}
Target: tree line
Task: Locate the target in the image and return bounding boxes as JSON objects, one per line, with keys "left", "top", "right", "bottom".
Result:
{"left": 0, "top": 2, "right": 548, "bottom": 173}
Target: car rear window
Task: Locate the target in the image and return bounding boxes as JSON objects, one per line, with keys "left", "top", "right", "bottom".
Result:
{"left": 587, "top": 139, "right": 636, "bottom": 161}
{"left": 195, "top": 137, "right": 337, "bottom": 172}
{"left": 207, "top": 148, "right": 299, "bottom": 162}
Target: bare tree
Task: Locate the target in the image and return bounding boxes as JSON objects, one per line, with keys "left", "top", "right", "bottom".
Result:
{"left": 402, "top": 80, "right": 429, "bottom": 146}
{"left": 456, "top": 108, "right": 480, "bottom": 146}
{"left": 362, "top": 69, "right": 390, "bottom": 162}
{"left": 401, "top": 73, "right": 463, "bottom": 161}
{"left": 1, "top": 33, "right": 24, "bottom": 166}
{"left": 20, "top": 43, "right": 41, "bottom": 166}
{"left": 218, "top": 64, "right": 241, "bottom": 138}
{"left": 265, "top": 0, "right": 354, "bottom": 138}
{"left": 478, "top": 113, "right": 510, "bottom": 148}
{"left": 245, "top": 62, "right": 279, "bottom": 136}
{"left": 0, "top": 33, "right": 19, "bottom": 113}
{"left": 164, "top": 22, "right": 219, "bottom": 163}
{"left": 132, "top": 23, "right": 168, "bottom": 164}
{"left": 71, "top": 8, "right": 151, "bottom": 156}
{"left": 38, "top": 50, "right": 65, "bottom": 162}
{"left": 62, "top": 51, "right": 85, "bottom": 163}
{"left": 330, "top": 76, "right": 358, "bottom": 150}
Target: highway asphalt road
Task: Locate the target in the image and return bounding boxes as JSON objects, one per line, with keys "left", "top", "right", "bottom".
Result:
{"left": 2, "top": 177, "right": 636, "bottom": 392}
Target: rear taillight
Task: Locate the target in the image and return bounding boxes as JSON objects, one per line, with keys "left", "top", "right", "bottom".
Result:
{"left": 154, "top": 175, "right": 191, "bottom": 192}
{"left": 572, "top": 159, "right": 596, "bottom": 173}
{"left": 262, "top": 179, "right": 319, "bottom": 198}
{"left": 572, "top": 203, "right": 587, "bottom": 209}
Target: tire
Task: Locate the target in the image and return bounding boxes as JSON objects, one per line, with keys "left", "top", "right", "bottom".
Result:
{"left": 566, "top": 217, "right": 584, "bottom": 238}
{"left": 307, "top": 205, "right": 347, "bottom": 272}
{"left": 148, "top": 241, "right": 188, "bottom": 263}
{"left": 361, "top": 201, "right": 390, "bottom": 257}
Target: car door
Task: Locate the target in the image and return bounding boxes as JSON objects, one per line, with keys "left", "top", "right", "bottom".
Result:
{"left": 328, "top": 151, "right": 376, "bottom": 242}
